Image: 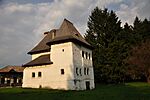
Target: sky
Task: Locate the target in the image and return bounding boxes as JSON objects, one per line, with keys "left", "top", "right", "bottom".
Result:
{"left": 0, "top": 0, "right": 150, "bottom": 67}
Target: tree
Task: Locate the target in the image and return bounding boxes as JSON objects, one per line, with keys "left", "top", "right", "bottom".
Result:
{"left": 133, "top": 17, "right": 150, "bottom": 43}
{"left": 127, "top": 39, "right": 150, "bottom": 82}
{"left": 85, "top": 7, "right": 128, "bottom": 83}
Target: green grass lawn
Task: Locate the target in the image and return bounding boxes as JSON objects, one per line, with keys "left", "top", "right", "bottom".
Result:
{"left": 0, "top": 82, "right": 150, "bottom": 100}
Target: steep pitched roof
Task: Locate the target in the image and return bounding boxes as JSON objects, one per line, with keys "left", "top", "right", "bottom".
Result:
{"left": 0, "top": 66, "right": 24, "bottom": 72}
{"left": 28, "top": 29, "right": 57, "bottom": 54}
{"left": 47, "top": 19, "right": 92, "bottom": 48}
{"left": 23, "top": 54, "right": 53, "bottom": 67}
{"left": 28, "top": 19, "right": 92, "bottom": 55}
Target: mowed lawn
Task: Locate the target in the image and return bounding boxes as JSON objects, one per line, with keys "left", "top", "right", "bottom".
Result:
{"left": 0, "top": 82, "right": 150, "bottom": 100}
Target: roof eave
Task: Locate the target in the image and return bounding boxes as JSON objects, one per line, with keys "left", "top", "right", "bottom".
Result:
{"left": 27, "top": 49, "right": 50, "bottom": 55}
{"left": 22, "top": 62, "right": 53, "bottom": 67}
{"left": 47, "top": 38, "right": 94, "bottom": 50}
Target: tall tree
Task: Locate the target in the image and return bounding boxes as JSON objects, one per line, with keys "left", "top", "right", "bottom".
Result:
{"left": 133, "top": 17, "right": 150, "bottom": 43}
{"left": 85, "top": 7, "right": 128, "bottom": 83}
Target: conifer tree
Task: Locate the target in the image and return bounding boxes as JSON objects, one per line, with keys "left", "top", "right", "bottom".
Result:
{"left": 85, "top": 7, "right": 128, "bottom": 83}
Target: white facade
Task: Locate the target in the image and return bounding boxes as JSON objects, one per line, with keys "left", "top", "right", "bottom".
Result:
{"left": 22, "top": 42, "right": 95, "bottom": 90}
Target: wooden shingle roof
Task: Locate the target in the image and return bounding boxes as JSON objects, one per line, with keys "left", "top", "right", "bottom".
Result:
{"left": 28, "top": 19, "right": 92, "bottom": 55}
{"left": 47, "top": 19, "right": 92, "bottom": 49}
{"left": 28, "top": 29, "right": 56, "bottom": 54}
{"left": 23, "top": 54, "right": 53, "bottom": 67}
{"left": 0, "top": 66, "right": 24, "bottom": 72}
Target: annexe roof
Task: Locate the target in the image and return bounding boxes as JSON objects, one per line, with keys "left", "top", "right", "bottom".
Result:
{"left": 0, "top": 66, "right": 24, "bottom": 73}
{"left": 23, "top": 54, "right": 53, "bottom": 67}
{"left": 28, "top": 29, "right": 57, "bottom": 55}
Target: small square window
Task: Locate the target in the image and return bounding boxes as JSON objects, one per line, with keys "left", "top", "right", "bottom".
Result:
{"left": 61, "top": 69, "right": 64, "bottom": 75}
{"left": 32, "top": 72, "right": 35, "bottom": 78}
{"left": 38, "top": 72, "right": 42, "bottom": 77}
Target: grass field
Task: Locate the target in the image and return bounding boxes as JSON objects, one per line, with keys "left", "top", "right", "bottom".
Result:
{"left": 0, "top": 82, "right": 150, "bottom": 100}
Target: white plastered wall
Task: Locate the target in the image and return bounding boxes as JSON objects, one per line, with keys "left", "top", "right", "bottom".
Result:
{"left": 72, "top": 43, "right": 95, "bottom": 90}
{"left": 23, "top": 42, "right": 75, "bottom": 90}
{"left": 32, "top": 52, "right": 50, "bottom": 60}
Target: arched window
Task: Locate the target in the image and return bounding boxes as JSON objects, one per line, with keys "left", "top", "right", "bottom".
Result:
{"left": 80, "top": 68, "right": 82, "bottom": 76}
{"left": 76, "top": 68, "right": 79, "bottom": 76}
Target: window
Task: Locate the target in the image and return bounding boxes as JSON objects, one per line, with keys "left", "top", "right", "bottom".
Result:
{"left": 86, "top": 52, "right": 88, "bottom": 59}
{"left": 38, "top": 72, "right": 42, "bottom": 77}
{"left": 80, "top": 68, "right": 82, "bottom": 76}
{"left": 75, "top": 33, "right": 79, "bottom": 37}
{"left": 61, "top": 69, "right": 64, "bottom": 75}
{"left": 62, "top": 49, "right": 64, "bottom": 52}
{"left": 89, "top": 53, "right": 90, "bottom": 59}
{"left": 87, "top": 68, "right": 89, "bottom": 75}
{"left": 82, "top": 51, "right": 84, "bottom": 58}
{"left": 76, "top": 68, "right": 79, "bottom": 76}
{"left": 32, "top": 72, "right": 35, "bottom": 78}
{"left": 84, "top": 68, "right": 86, "bottom": 75}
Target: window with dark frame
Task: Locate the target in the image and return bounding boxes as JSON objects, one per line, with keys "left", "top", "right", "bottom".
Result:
{"left": 61, "top": 69, "right": 64, "bottom": 75}
{"left": 32, "top": 72, "right": 35, "bottom": 78}
{"left": 82, "top": 51, "right": 84, "bottom": 58}
{"left": 89, "top": 53, "right": 90, "bottom": 59}
{"left": 38, "top": 72, "right": 42, "bottom": 77}
{"left": 86, "top": 52, "right": 88, "bottom": 59}
{"left": 87, "top": 68, "right": 89, "bottom": 75}
{"left": 76, "top": 68, "right": 79, "bottom": 76}
{"left": 80, "top": 68, "right": 82, "bottom": 76}
{"left": 84, "top": 67, "right": 86, "bottom": 75}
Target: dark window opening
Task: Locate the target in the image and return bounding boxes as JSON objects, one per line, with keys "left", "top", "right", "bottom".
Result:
{"left": 76, "top": 68, "right": 79, "bottom": 76}
{"left": 62, "top": 49, "right": 64, "bottom": 52}
{"left": 18, "top": 79, "right": 22, "bottom": 83}
{"left": 61, "top": 69, "right": 64, "bottom": 75}
{"left": 82, "top": 51, "right": 84, "bottom": 58}
{"left": 84, "top": 68, "right": 86, "bottom": 75}
{"left": 86, "top": 52, "right": 88, "bottom": 59}
{"left": 1, "top": 78, "right": 5, "bottom": 84}
{"left": 80, "top": 68, "right": 82, "bottom": 76}
{"left": 89, "top": 53, "right": 90, "bottom": 59}
{"left": 87, "top": 68, "right": 89, "bottom": 75}
{"left": 32, "top": 72, "right": 35, "bottom": 78}
{"left": 7, "top": 80, "right": 10, "bottom": 84}
{"left": 38, "top": 72, "right": 42, "bottom": 77}
{"left": 75, "top": 33, "right": 79, "bottom": 37}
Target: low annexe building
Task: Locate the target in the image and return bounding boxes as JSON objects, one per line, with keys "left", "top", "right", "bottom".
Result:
{"left": 0, "top": 66, "right": 24, "bottom": 87}
{"left": 22, "top": 19, "right": 95, "bottom": 90}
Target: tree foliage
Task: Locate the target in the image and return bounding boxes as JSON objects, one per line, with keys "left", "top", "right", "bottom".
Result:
{"left": 85, "top": 7, "right": 150, "bottom": 83}
{"left": 85, "top": 7, "right": 128, "bottom": 83}
{"left": 127, "top": 39, "right": 150, "bottom": 82}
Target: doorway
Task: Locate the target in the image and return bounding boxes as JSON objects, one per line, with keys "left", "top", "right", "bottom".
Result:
{"left": 85, "top": 81, "right": 90, "bottom": 90}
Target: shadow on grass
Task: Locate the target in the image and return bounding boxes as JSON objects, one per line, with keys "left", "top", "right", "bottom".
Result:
{"left": 0, "top": 82, "right": 150, "bottom": 100}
